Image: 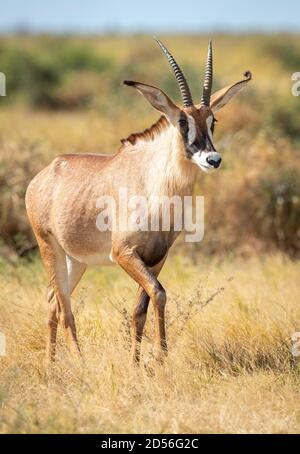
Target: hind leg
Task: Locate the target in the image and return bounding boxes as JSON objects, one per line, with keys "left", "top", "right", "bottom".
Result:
{"left": 46, "top": 256, "right": 86, "bottom": 363}
{"left": 66, "top": 255, "right": 87, "bottom": 297}
{"left": 46, "top": 289, "right": 59, "bottom": 364}
{"left": 36, "top": 233, "right": 84, "bottom": 364}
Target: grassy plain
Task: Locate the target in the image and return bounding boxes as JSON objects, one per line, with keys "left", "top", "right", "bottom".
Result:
{"left": 0, "top": 34, "right": 300, "bottom": 433}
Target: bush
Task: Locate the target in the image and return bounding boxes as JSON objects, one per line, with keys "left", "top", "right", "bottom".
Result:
{"left": 262, "top": 40, "right": 300, "bottom": 70}
{"left": 0, "top": 43, "right": 113, "bottom": 109}
{"left": 263, "top": 96, "right": 300, "bottom": 142}
{"left": 256, "top": 169, "right": 300, "bottom": 257}
{"left": 55, "top": 44, "right": 113, "bottom": 72}
{"left": 0, "top": 47, "right": 61, "bottom": 106}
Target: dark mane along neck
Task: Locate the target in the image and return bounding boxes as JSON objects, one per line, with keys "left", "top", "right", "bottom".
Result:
{"left": 120, "top": 115, "right": 169, "bottom": 148}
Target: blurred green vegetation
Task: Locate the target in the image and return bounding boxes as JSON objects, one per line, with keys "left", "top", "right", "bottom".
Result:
{"left": 0, "top": 39, "right": 113, "bottom": 108}
{"left": 0, "top": 34, "right": 300, "bottom": 259}
{"left": 262, "top": 38, "right": 300, "bottom": 70}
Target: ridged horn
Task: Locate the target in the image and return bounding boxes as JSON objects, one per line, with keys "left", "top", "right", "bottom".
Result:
{"left": 155, "top": 38, "right": 194, "bottom": 107}
{"left": 201, "top": 40, "right": 213, "bottom": 106}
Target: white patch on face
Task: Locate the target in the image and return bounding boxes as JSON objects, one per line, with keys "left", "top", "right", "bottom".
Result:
{"left": 206, "top": 115, "right": 214, "bottom": 143}
{"left": 191, "top": 151, "right": 216, "bottom": 173}
{"left": 187, "top": 115, "right": 196, "bottom": 145}
{"left": 191, "top": 150, "right": 222, "bottom": 174}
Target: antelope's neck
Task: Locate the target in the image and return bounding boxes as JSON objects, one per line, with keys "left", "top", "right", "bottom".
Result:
{"left": 144, "top": 123, "right": 198, "bottom": 199}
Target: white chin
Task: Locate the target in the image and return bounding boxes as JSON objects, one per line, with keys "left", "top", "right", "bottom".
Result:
{"left": 191, "top": 153, "right": 218, "bottom": 174}
{"left": 199, "top": 164, "right": 217, "bottom": 174}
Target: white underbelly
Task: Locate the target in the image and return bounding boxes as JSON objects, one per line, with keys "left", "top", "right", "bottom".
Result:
{"left": 62, "top": 232, "right": 114, "bottom": 266}
{"left": 69, "top": 250, "right": 115, "bottom": 266}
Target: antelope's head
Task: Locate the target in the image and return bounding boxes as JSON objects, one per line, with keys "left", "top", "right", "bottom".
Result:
{"left": 124, "top": 39, "right": 252, "bottom": 174}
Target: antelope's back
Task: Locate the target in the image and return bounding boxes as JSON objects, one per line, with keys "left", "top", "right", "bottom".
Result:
{"left": 25, "top": 153, "right": 113, "bottom": 238}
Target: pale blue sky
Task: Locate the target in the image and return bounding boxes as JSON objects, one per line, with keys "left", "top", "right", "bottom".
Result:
{"left": 0, "top": 0, "right": 299, "bottom": 33}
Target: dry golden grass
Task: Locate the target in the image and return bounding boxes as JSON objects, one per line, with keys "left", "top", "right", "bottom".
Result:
{"left": 0, "top": 254, "right": 299, "bottom": 433}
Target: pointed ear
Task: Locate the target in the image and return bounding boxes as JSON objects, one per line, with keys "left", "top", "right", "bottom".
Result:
{"left": 123, "top": 80, "right": 180, "bottom": 123}
{"left": 210, "top": 71, "right": 252, "bottom": 113}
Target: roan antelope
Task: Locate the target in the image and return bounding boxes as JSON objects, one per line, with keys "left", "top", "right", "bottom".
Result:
{"left": 25, "top": 39, "right": 251, "bottom": 366}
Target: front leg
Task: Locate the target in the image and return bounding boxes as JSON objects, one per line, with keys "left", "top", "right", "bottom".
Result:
{"left": 113, "top": 247, "right": 168, "bottom": 363}
{"left": 131, "top": 256, "right": 167, "bottom": 364}
{"left": 131, "top": 287, "right": 149, "bottom": 364}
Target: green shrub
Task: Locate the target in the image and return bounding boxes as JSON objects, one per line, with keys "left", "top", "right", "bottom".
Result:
{"left": 263, "top": 40, "right": 300, "bottom": 70}
{"left": 0, "top": 43, "right": 113, "bottom": 108}
{"left": 55, "top": 44, "right": 113, "bottom": 72}
{"left": 264, "top": 96, "right": 300, "bottom": 142}
{"left": 256, "top": 169, "right": 300, "bottom": 256}
{"left": 0, "top": 47, "right": 61, "bottom": 105}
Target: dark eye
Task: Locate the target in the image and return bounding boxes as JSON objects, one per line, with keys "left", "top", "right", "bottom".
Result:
{"left": 179, "top": 118, "right": 188, "bottom": 129}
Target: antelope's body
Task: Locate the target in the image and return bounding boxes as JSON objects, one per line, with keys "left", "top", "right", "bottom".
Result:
{"left": 26, "top": 118, "right": 195, "bottom": 269}
{"left": 26, "top": 39, "right": 251, "bottom": 365}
